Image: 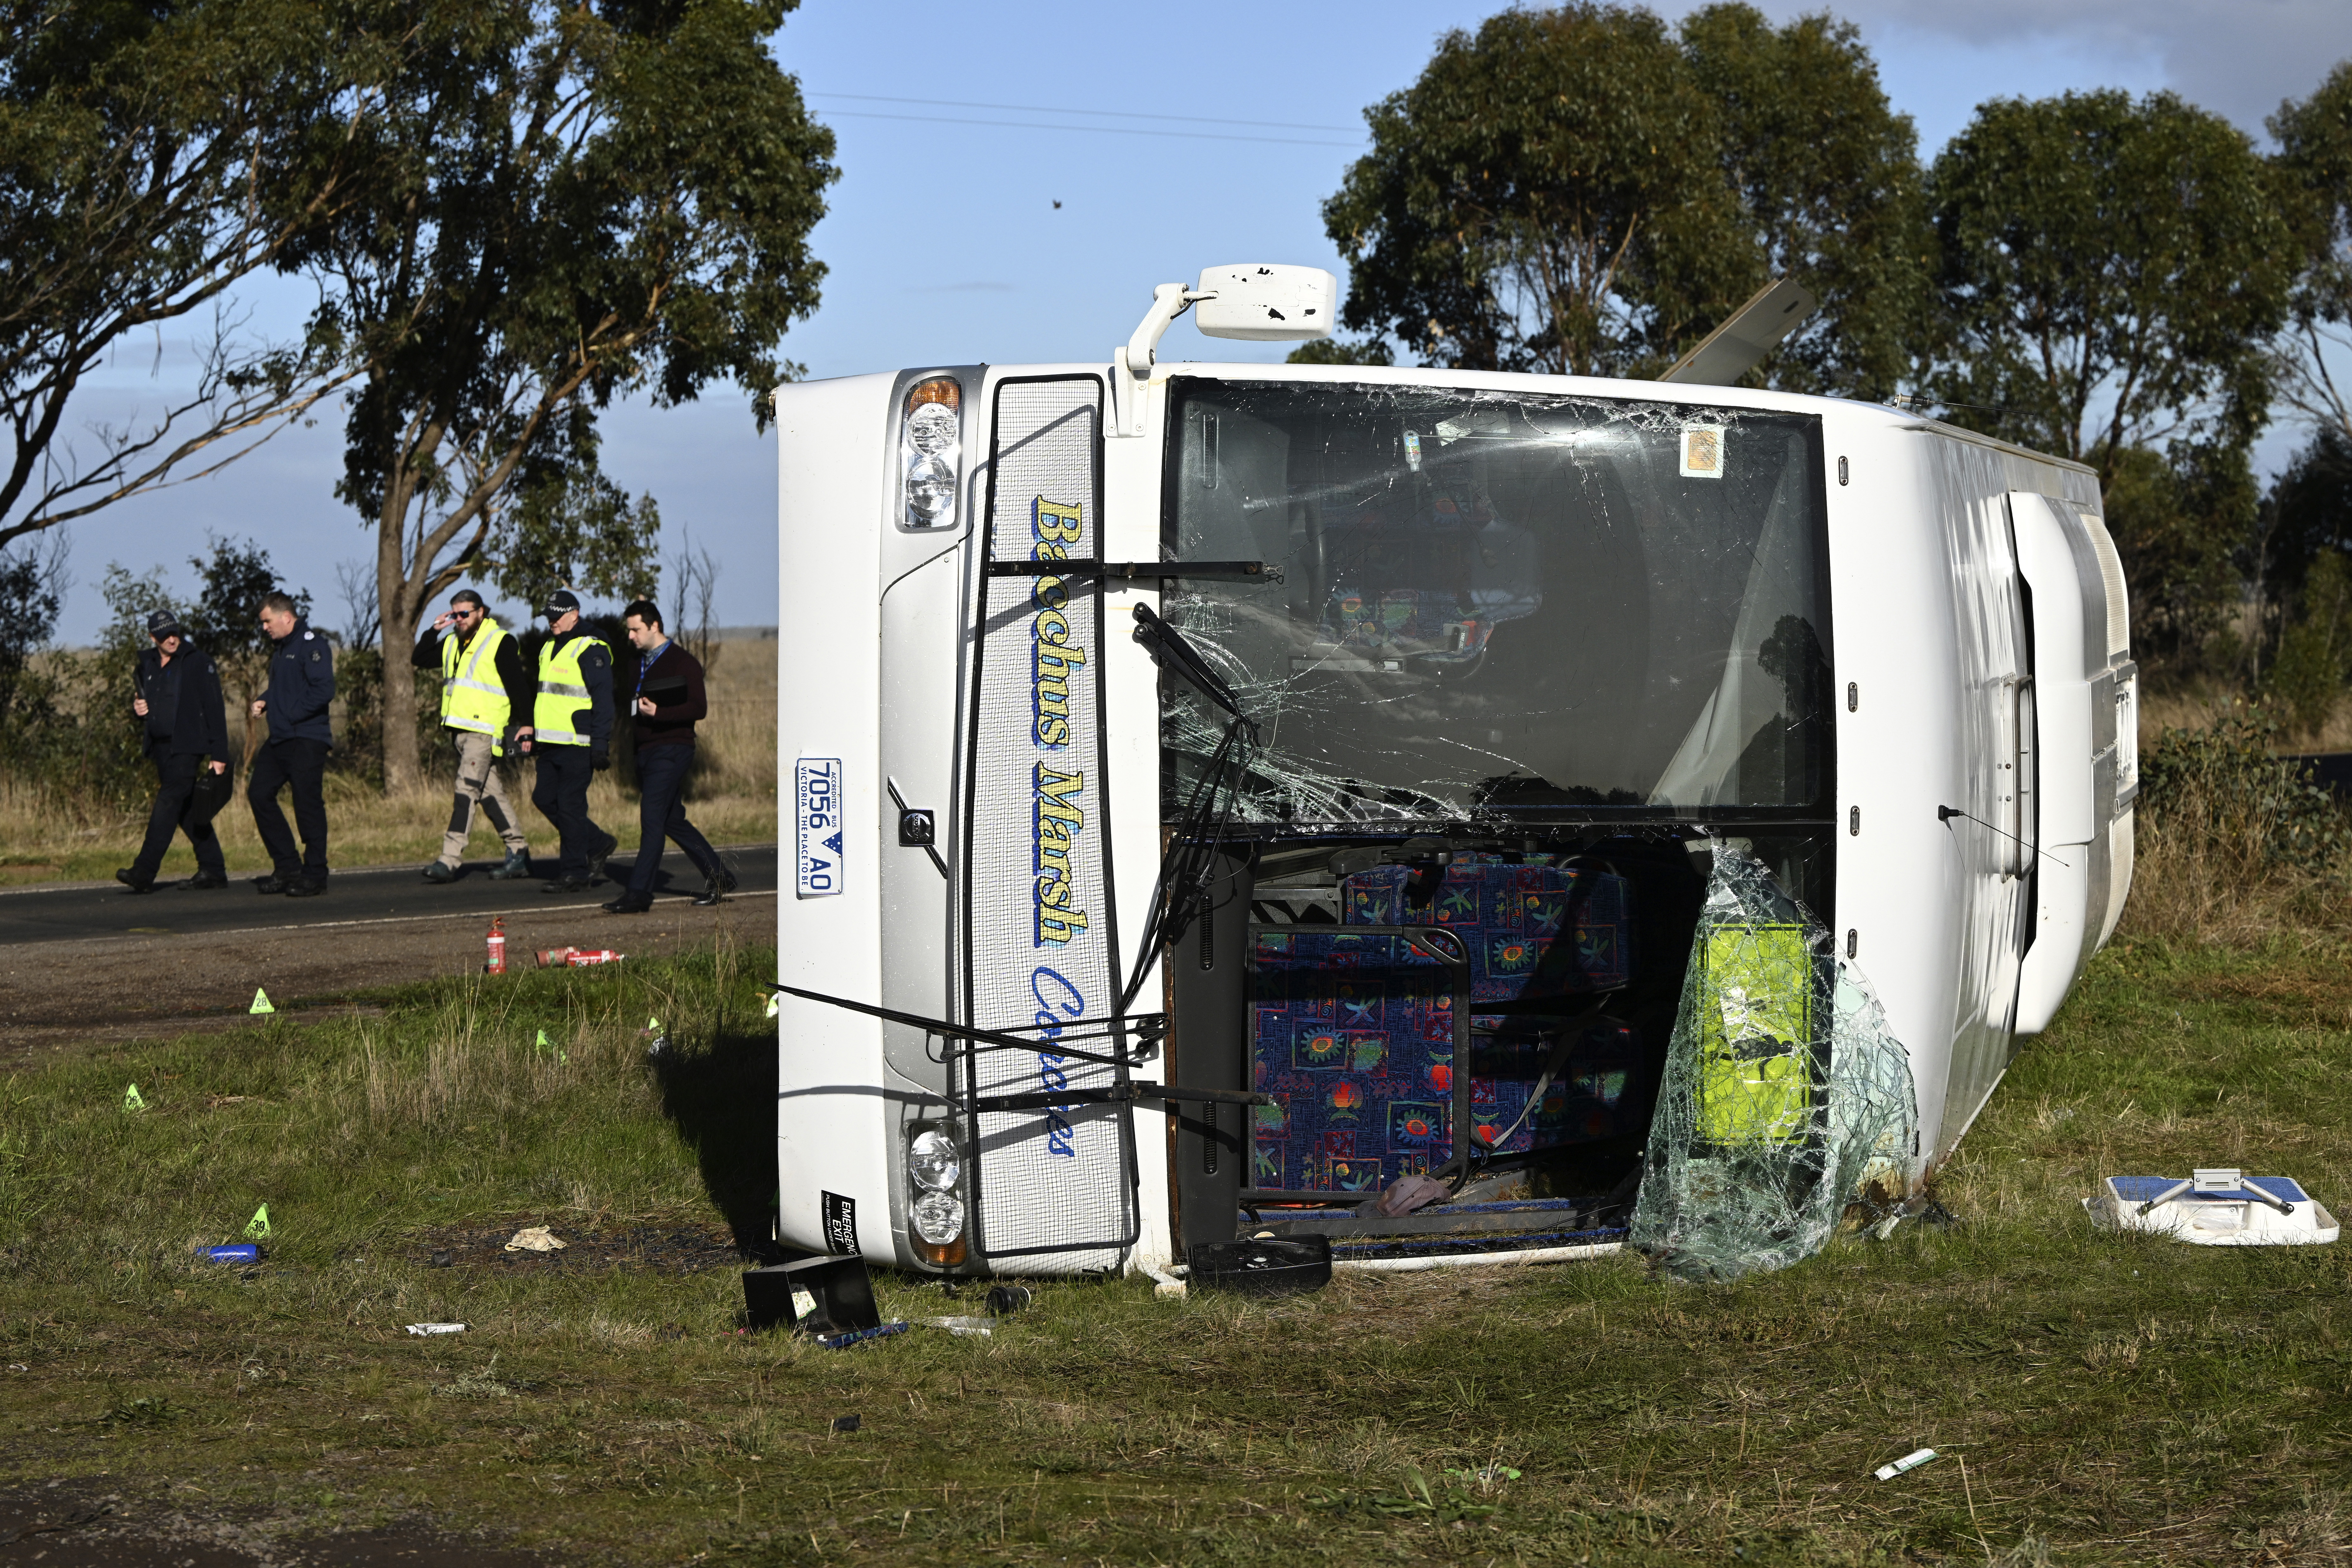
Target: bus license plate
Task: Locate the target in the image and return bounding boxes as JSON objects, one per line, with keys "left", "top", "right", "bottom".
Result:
{"left": 795, "top": 758, "right": 844, "bottom": 898}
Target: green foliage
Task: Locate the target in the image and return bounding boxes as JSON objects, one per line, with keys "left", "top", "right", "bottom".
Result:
{"left": 2137, "top": 705, "right": 2349, "bottom": 873}
{"left": 1926, "top": 90, "right": 2293, "bottom": 474}
{"left": 1676, "top": 5, "right": 1930, "bottom": 400}
{"left": 1321, "top": 2, "right": 1924, "bottom": 391}
{"left": 494, "top": 429, "right": 664, "bottom": 612}
{"left": 297, "top": 0, "right": 835, "bottom": 788}
{"left": 2268, "top": 62, "right": 2352, "bottom": 440}
{"left": 2100, "top": 442, "right": 2255, "bottom": 666}
{"left": 0, "top": 538, "right": 64, "bottom": 739}
{"left": 0, "top": 0, "right": 361, "bottom": 547}
{"left": 1324, "top": 3, "right": 1747, "bottom": 376}
{"left": 2265, "top": 550, "right": 2352, "bottom": 739}
{"left": 1284, "top": 337, "right": 1393, "bottom": 367}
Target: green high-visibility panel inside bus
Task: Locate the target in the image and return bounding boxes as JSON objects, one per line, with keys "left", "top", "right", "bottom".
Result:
{"left": 1693, "top": 923, "right": 1814, "bottom": 1147}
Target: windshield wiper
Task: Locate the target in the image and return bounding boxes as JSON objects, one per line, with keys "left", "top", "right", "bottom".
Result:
{"left": 1131, "top": 602, "right": 1255, "bottom": 739}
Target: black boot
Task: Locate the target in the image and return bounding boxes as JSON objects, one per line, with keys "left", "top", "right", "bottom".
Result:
{"left": 114, "top": 868, "right": 154, "bottom": 894}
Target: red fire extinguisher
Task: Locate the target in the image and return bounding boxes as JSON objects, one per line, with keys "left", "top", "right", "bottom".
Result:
{"left": 485, "top": 916, "right": 507, "bottom": 975}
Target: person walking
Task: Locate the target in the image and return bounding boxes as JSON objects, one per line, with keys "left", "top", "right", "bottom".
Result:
{"left": 247, "top": 591, "right": 335, "bottom": 896}
{"left": 412, "top": 588, "right": 534, "bottom": 882}
{"left": 604, "top": 600, "right": 735, "bottom": 913}
{"left": 517, "top": 588, "right": 617, "bottom": 893}
{"left": 117, "top": 608, "right": 232, "bottom": 893}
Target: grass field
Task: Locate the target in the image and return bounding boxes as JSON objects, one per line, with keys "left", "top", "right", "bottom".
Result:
{"left": 4, "top": 921, "right": 2352, "bottom": 1564}
{"left": 0, "top": 641, "right": 780, "bottom": 885}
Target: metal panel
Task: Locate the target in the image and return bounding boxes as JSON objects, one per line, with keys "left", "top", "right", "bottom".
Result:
{"left": 961, "top": 376, "right": 1135, "bottom": 1270}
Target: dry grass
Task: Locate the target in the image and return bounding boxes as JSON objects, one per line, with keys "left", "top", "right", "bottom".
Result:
{"left": 0, "top": 638, "right": 778, "bottom": 884}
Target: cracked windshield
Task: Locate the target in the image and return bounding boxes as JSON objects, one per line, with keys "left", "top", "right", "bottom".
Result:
{"left": 1161, "top": 379, "right": 1832, "bottom": 825}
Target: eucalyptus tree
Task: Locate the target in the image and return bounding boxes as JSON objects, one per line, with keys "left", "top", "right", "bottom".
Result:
{"left": 2271, "top": 62, "right": 2352, "bottom": 453}
{"left": 0, "top": 0, "right": 366, "bottom": 550}
{"left": 1926, "top": 89, "right": 2293, "bottom": 480}
{"left": 1320, "top": 2, "right": 1926, "bottom": 391}
{"left": 1324, "top": 3, "right": 1743, "bottom": 377}
{"left": 303, "top": 0, "right": 835, "bottom": 790}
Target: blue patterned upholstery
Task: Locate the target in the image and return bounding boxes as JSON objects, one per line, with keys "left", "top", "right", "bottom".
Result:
{"left": 1248, "top": 856, "right": 1639, "bottom": 1193}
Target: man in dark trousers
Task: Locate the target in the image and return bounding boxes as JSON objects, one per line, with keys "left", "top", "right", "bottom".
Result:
{"left": 604, "top": 599, "right": 734, "bottom": 913}
{"left": 412, "top": 587, "right": 534, "bottom": 882}
{"left": 117, "top": 608, "right": 231, "bottom": 893}
{"left": 516, "top": 588, "right": 617, "bottom": 893}
{"left": 247, "top": 591, "right": 335, "bottom": 896}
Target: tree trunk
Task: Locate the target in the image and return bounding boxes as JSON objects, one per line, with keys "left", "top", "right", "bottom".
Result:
{"left": 377, "top": 495, "right": 423, "bottom": 794}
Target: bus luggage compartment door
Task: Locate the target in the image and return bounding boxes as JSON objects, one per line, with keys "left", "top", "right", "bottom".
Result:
{"left": 959, "top": 373, "right": 1138, "bottom": 1273}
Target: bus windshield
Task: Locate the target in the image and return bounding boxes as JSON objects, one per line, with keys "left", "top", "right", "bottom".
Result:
{"left": 1160, "top": 377, "right": 1831, "bottom": 825}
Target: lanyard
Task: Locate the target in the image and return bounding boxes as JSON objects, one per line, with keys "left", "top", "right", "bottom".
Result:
{"left": 636, "top": 639, "right": 669, "bottom": 704}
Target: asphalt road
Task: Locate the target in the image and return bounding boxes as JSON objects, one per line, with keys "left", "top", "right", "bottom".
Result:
{"left": 0, "top": 843, "right": 777, "bottom": 948}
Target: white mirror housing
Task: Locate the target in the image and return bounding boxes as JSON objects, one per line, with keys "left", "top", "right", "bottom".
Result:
{"left": 1191, "top": 264, "right": 1336, "bottom": 342}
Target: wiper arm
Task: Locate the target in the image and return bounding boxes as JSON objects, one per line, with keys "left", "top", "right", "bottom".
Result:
{"left": 1131, "top": 602, "right": 1256, "bottom": 739}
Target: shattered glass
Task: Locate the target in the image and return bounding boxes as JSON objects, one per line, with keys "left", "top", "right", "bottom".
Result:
{"left": 1629, "top": 844, "right": 1917, "bottom": 1282}
{"left": 1160, "top": 379, "right": 1831, "bottom": 825}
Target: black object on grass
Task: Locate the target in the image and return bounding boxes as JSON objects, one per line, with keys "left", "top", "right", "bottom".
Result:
{"left": 831, "top": 1414, "right": 861, "bottom": 1434}
{"left": 742, "top": 1255, "right": 881, "bottom": 1336}
{"left": 985, "top": 1284, "right": 1032, "bottom": 1316}
{"left": 1187, "top": 1235, "right": 1332, "bottom": 1297}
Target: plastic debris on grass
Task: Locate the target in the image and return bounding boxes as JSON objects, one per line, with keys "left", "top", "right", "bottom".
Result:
{"left": 1628, "top": 843, "right": 1916, "bottom": 1282}
{"left": 504, "top": 1225, "right": 566, "bottom": 1253}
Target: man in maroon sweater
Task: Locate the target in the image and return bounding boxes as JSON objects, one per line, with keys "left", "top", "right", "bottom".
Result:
{"left": 604, "top": 599, "right": 735, "bottom": 913}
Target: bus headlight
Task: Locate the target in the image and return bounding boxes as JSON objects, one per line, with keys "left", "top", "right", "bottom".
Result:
{"left": 904, "top": 456, "right": 956, "bottom": 523}
{"left": 899, "top": 377, "right": 961, "bottom": 528}
{"left": 909, "top": 1128, "right": 960, "bottom": 1192}
{"left": 910, "top": 1190, "right": 965, "bottom": 1245}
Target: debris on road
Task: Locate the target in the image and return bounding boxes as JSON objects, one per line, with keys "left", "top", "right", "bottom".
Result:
{"left": 485, "top": 916, "right": 507, "bottom": 974}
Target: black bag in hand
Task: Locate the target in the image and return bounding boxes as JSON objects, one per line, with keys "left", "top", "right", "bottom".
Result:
{"left": 189, "top": 764, "right": 233, "bottom": 828}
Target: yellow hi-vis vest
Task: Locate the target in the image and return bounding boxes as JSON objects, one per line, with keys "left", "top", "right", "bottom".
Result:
{"left": 439, "top": 616, "right": 513, "bottom": 753}
{"left": 533, "top": 633, "right": 607, "bottom": 747}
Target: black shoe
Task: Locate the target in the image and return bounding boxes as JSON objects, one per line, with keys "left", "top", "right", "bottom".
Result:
{"left": 587, "top": 832, "right": 619, "bottom": 879}
{"left": 421, "top": 861, "right": 459, "bottom": 884}
{"left": 602, "top": 896, "right": 651, "bottom": 914}
{"left": 284, "top": 878, "right": 326, "bottom": 898}
{"left": 114, "top": 868, "right": 154, "bottom": 894}
{"left": 542, "top": 875, "right": 594, "bottom": 895}
{"left": 253, "top": 873, "right": 291, "bottom": 895}
{"left": 175, "top": 871, "right": 228, "bottom": 890}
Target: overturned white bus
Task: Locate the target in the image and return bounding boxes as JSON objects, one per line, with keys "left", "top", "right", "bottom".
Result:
{"left": 771, "top": 265, "right": 2136, "bottom": 1280}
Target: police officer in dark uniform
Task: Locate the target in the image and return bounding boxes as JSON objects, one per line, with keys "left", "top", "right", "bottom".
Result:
{"left": 247, "top": 590, "right": 336, "bottom": 896}
{"left": 117, "top": 608, "right": 231, "bottom": 892}
{"left": 515, "top": 589, "right": 618, "bottom": 892}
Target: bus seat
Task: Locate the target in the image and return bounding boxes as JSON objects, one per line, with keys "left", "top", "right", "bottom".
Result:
{"left": 1246, "top": 856, "right": 1638, "bottom": 1194}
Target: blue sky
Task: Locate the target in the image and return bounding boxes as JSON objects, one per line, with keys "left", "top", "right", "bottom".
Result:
{"left": 40, "top": 0, "right": 2351, "bottom": 640}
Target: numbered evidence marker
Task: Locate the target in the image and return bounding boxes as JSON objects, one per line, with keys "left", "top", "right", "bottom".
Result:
{"left": 795, "top": 757, "right": 845, "bottom": 898}
{"left": 123, "top": 1083, "right": 148, "bottom": 1112}
{"left": 765, "top": 991, "right": 781, "bottom": 1019}
{"left": 250, "top": 987, "right": 275, "bottom": 1015}
{"left": 245, "top": 1204, "right": 272, "bottom": 1240}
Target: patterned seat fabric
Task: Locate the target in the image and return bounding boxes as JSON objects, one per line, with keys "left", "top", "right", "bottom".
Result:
{"left": 1248, "top": 856, "right": 1638, "bottom": 1194}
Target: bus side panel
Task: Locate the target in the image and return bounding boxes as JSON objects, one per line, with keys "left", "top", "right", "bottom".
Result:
{"left": 774, "top": 373, "right": 896, "bottom": 1260}
{"left": 1912, "top": 433, "right": 2103, "bottom": 1157}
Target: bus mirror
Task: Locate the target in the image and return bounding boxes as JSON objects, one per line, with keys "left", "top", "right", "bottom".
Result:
{"left": 1191, "top": 264, "right": 1336, "bottom": 342}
